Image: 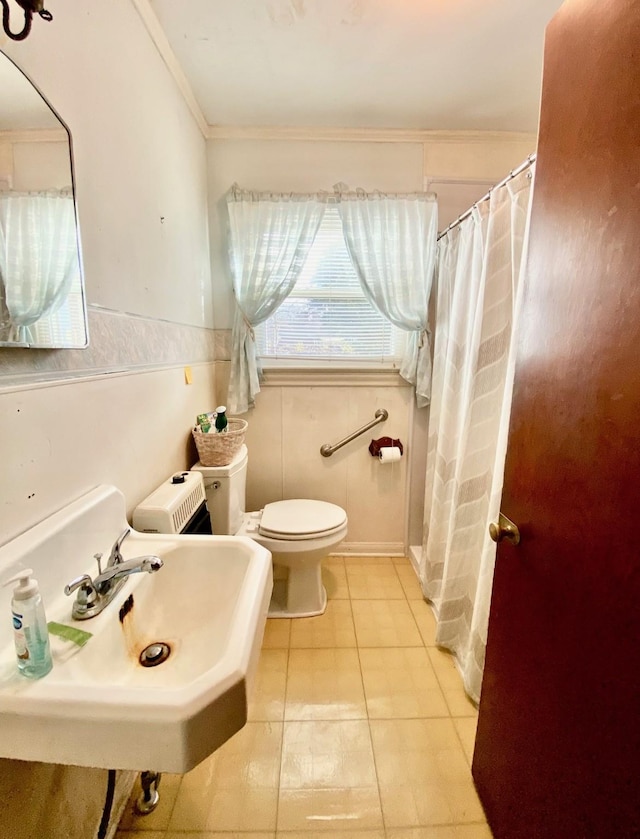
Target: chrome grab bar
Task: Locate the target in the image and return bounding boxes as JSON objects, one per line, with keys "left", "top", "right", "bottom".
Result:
{"left": 320, "top": 409, "right": 388, "bottom": 457}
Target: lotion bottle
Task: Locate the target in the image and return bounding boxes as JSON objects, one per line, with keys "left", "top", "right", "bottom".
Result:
{"left": 3, "top": 569, "right": 53, "bottom": 678}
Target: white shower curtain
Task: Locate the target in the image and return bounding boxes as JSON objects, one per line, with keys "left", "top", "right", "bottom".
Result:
{"left": 420, "top": 166, "right": 534, "bottom": 703}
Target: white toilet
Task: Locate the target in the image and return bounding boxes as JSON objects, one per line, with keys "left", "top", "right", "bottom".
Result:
{"left": 191, "top": 445, "right": 347, "bottom": 618}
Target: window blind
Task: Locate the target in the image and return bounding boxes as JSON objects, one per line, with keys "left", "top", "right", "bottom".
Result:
{"left": 30, "top": 285, "right": 85, "bottom": 345}
{"left": 256, "top": 207, "right": 402, "bottom": 364}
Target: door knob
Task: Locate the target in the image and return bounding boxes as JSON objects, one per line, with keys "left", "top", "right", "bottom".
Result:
{"left": 489, "top": 513, "right": 520, "bottom": 545}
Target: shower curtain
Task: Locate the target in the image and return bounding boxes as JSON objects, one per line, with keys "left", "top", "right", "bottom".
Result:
{"left": 420, "top": 165, "right": 534, "bottom": 703}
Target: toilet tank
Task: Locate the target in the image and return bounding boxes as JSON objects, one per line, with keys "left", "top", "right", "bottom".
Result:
{"left": 191, "top": 445, "right": 248, "bottom": 535}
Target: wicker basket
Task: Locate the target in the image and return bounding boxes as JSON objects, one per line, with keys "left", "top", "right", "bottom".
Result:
{"left": 192, "top": 418, "right": 248, "bottom": 467}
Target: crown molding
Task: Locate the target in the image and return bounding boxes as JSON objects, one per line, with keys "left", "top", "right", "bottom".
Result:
{"left": 0, "top": 128, "right": 68, "bottom": 144}
{"left": 131, "top": 0, "right": 208, "bottom": 138}
{"left": 206, "top": 125, "right": 537, "bottom": 145}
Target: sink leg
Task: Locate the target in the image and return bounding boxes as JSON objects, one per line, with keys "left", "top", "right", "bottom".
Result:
{"left": 135, "top": 770, "right": 162, "bottom": 815}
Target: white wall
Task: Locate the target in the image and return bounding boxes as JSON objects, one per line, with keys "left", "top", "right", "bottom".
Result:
{"left": 1, "top": 1, "right": 212, "bottom": 327}
{"left": 0, "top": 1, "right": 214, "bottom": 836}
{"left": 237, "top": 372, "right": 414, "bottom": 554}
{"left": 208, "top": 132, "right": 536, "bottom": 551}
{"left": 0, "top": 136, "right": 71, "bottom": 190}
{"left": 0, "top": 0, "right": 215, "bottom": 526}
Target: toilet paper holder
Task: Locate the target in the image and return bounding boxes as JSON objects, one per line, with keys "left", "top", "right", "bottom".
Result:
{"left": 368, "top": 437, "right": 403, "bottom": 457}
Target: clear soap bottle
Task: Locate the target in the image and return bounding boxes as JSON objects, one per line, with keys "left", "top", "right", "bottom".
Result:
{"left": 3, "top": 569, "right": 53, "bottom": 679}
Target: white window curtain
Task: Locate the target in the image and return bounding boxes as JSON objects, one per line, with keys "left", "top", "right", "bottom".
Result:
{"left": 337, "top": 186, "right": 438, "bottom": 406}
{"left": 420, "top": 165, "right": 534, "bottom": 703}
{"left": 226, "top": 184, "right": 327, "bottom": 414}
{"left": 0, "top": 190, "right": 78, "bottom": 343}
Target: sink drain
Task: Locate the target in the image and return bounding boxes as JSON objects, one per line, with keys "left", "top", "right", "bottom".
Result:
{"left": 139, "top": 642, "right": 171, "bottom": 667}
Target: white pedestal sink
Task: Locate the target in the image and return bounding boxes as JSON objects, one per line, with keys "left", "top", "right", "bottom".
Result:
{"left": 0, "top": 485, "right": 273, "bottom": 773}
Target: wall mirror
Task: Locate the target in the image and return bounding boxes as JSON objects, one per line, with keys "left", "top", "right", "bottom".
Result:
{"left": 0, "top": 51, "right": 88, "bottom": 349}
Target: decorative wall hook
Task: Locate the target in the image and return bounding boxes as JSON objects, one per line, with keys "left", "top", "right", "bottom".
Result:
{"left": 1, "top": 0, "right": 52, "bottom": 42}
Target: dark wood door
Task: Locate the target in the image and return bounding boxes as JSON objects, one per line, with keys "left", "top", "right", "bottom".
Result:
{"left": 472, "top": 1, "right": 640, "bottom": 837}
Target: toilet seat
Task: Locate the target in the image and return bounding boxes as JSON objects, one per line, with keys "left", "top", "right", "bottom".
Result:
{"left": 259, "top": 499, "right": 347, "bottom": 541}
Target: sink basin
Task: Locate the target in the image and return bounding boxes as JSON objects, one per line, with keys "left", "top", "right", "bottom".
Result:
{"left": 0, "top": 485, "right": 273, "bottom": 773}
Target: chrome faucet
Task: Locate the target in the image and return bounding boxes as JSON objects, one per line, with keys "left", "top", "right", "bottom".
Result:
{"left": 92, "top": 555, "right": 163, "bottom": 589}
{"left": 64, "top": 530, "right": 163, "bottom": 620}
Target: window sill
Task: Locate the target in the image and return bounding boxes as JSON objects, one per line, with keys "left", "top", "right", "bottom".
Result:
{"left": 259, "top": 365, "right": 408, "bottom": 387}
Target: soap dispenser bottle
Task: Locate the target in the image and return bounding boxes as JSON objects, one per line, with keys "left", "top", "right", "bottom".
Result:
{"left": 3, "top": 569, "right": 53, "bottom": 678}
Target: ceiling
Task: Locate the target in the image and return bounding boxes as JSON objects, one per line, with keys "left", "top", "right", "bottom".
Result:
{"left": 149, "top": 0, "right": 564, "bottom": 132}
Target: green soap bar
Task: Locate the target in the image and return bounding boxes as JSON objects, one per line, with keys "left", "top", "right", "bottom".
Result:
{"left": 47, "top": 621, "right": 92, "bottom": 647}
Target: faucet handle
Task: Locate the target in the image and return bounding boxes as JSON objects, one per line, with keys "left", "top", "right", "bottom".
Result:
{"left": 64, "top": 574, "right": 99, "bottom": 615}
{"left": 64, "top": 574, "right": 94, "bottom": 596}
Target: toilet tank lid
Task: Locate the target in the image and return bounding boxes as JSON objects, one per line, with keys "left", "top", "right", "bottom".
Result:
{"left": 261, "top": 499, "right": 347, "bottom": 537}
{"left": 192, "top": 444, "right": 248, "bottom": 477}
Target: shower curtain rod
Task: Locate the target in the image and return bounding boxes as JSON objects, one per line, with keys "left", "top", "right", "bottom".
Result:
{"left": 437, "top": 153, "right": 537, "bottom": 241}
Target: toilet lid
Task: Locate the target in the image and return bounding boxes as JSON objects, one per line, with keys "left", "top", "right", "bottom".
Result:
{"left": 259, "top": 499, "right": 347, "bottom": 539}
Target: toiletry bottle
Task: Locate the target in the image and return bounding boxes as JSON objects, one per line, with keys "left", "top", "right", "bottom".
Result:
{"left": 215, "top": 405, "right": 228, "bottom": 433}
{"left": 3, "top": 569, "right": 53, "bottom": 679}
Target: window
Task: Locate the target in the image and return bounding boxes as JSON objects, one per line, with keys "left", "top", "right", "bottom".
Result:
{"left": 256, "top": 207, "right": 403, "bottom": 365}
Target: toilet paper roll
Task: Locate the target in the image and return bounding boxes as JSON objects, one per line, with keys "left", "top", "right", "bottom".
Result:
{"left": 378, "top": 446, "right": 402, "bottom": 464}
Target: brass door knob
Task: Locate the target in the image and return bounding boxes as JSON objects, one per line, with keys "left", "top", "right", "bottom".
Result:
{"left": 489, "top": 513, "right": 520, "bottom": 545}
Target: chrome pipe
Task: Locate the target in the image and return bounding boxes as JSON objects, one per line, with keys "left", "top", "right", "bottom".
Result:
{"left": 320, "top": 409, "right": 388, "bottom": 457}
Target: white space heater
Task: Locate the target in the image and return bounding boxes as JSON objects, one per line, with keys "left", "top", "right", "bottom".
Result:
{"left": 132, "top": 471, "right": 212, "bottom": 535}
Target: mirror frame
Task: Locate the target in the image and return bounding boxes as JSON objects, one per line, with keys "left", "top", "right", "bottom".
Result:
{"left": 0, "top": 50, "right": 88, "bottom": 349}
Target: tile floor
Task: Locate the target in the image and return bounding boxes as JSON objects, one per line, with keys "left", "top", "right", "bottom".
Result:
{"left": 117, "top": 555, "right": 491, "bottom": 839}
